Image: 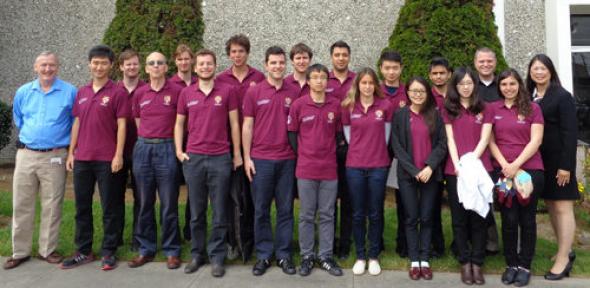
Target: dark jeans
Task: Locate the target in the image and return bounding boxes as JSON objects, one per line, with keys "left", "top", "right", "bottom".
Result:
{"left": 395, "top": 188, "right": 407, "bottom": 255}
{"left": 346, "top": 167, "right": 387, "bottom": 260}
{"left": 73, "top": 160, "right": 124, "bottom": 257}
{"left": 398, "top": 177, "right": 439, "bottom": 262}
{"left": 335, "top": 145, "right": 353, "bottom": 255}
{"left": 119, "top": 156, "right": 140, "bottom": 247}
{"left": 251, "top": 158, "right": 295, "bottom": 260}
{"left": 493, "top": 169, "right": 543, "bottom": 269}
{"left": 183, "top": 153, "right": 231, "bottom": 264}
{"left": 431, "top": 181, "right": 445, "bottom": 254}
{"left": 133, "top": 140, "right": 180, "bottom": 257}
{"left": 446, "top": 175, "right": 487, "bottom": 266}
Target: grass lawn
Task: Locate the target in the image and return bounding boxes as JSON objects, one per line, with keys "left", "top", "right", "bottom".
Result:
{"left": 0, "top": 190, "right": 589, "bottom": 277}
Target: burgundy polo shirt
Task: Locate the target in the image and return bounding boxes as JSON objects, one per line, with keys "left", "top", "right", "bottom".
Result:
{"left": 177, "top": 80, "right": 239, "bottom": 155}
{"left": 410, "top": 110, "right": 432, "bottom": 170}
{"left": 490, "top": 101, "right": 544, "bottom": 170}
{"left": 118, "top": 80, "right": 146, "bottom": 158}
{"left": 216, "top": 65, "right": 266, "bottom": 103}
{"left": 381, "top": 83, "right": 408, "bottom": 113}
{"left": 327, "top": 70, "right": 356, "bottom": 100}
{"left": 288, "top": 94, "right": 341, "bottom": 180}
{"left": 133, "top": 80, "right": 182, "bottom": 139}
{"left": 442, "top": 105, "right": 493, "bottom": 175}
{"left": 432, "top": 87, "right": 445, "bottom": 110}
{"left": 341, "top": 97, "right": 393, "bottom": 168}
{"left": 73, "top": 80, "right": 129, "bottom": 161}
{"left": 169, "top": 73, "right": 197, "bottom": 88}
{"left": 285, "top": 73, "right": 310, "bottom": 98}
{"left": 242, "top": 80, "right": 299, "bottom": 160}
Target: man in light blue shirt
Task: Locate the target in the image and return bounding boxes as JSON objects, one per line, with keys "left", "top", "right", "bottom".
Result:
{"left": 4, "top": 51, "right": 76, "bottom": 270}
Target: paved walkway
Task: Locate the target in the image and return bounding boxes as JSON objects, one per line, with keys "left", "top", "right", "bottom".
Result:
{"left": 1, "top": 257, "right": 588, "bottom": 288}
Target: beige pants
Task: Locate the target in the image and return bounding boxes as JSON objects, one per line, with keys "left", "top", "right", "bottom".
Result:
{"left": 12, "top": 148, "right": 67, "bottom": 258}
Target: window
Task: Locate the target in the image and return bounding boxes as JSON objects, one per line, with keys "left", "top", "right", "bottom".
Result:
{"left": 572, "top": 7, "right": 590, "bottom": 142}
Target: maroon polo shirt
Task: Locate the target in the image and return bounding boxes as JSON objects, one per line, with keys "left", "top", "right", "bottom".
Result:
{"left": 169, "top": 73, "right": 197, "bottom": 88}
{"left": 341, "top": 97, "right": 392, "bottom": 168}
{"left": 73, "top": 80, "right": 129, "bottom": 161}
{"left": 490, "top": 101, "right": 544, "bottom": 170}
{"left": 177, "top": 80, "right": 239, "bottom": 155}
{"left": 288, "top": 94, "right": 341, "bottom": 180}
{"left": 432, "top": 87, "right": 445, "bottom": 110}
{"left": 285, "top": 73, "right": 310, "bottom": 98}
{"left": 381, "top": 83, "right": 408, "bottom": 113}
{"left": 133, "top": 80, "right": 182, "bottom": 139}
{"left": 217, "top": 66, "right": 266, "bottom": 103}
{"left": 242, "top": 80, "right": 299, "bottom": 160}
{"left": 327, "top": 70, "right": 356, "bottom": 100}
{"left": 442, "top": 105, "right": 493, "bottom": 175}
{"left": 409, "top": 111, "right": 432, "bottom": 169}
{"left": 118, "top": 80, "right": 146, "bottom": 158}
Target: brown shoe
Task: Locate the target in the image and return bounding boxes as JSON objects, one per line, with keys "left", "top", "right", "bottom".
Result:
{"left": 128, "top": 255, "right": 154, "bottom": 268}
{"left": 461, "top": 263, "right": 474, "bottom": 285}
{"left": 472, "top": 264, "right": 485, "bottom": 285}
{"left": 167, "top": 256, "right": 181, "bottom": 269}
{"left": 37, "top": 251, "right": 64, "bottom": 264}
{"left": 420, "top": 266, "right": 433, "bottom": 280}
{"left": 3, "top": 256, "right": 31, "bottom": 270}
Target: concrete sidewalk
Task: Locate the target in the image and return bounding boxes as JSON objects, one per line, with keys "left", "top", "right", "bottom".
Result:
{"left": 0, "top": 257, "right": 588, "bottom": 288}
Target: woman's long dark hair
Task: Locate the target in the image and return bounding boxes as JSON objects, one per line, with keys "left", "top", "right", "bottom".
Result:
{"left": 444, "top": 67, "right": 485, "bottom": 119}
{"left": 525, "top": 53, "right": 562, "bottom": 93}
{"left": 406, "top": 76, "right": 437, "bottom": 136}
{"left": 498, "top": 68, "right": 532, "bottom": 117}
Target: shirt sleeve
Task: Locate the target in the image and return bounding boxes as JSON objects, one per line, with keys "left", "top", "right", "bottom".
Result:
{"left": 530, "top": 103, "right": 544, "bottom": 124}
{"left": 441, "top": 108, "right": 451, "bottom": 124}
{"left": 177, "top": 89, "right": 188, "bottom": 115}
{"left": 228, "top": 86, "right": 239, "bottom": 112}
{"left": 72, "top": 90, "right": 82, "bottom": 118}
{"left": 482, "top": 104, "right": 493, "bottom": 124}
{"left": 132, "top": 90, "right": 141, "bottom": 119}
{"left": 287, "top": 101, "right": 299, "bottom": 132}
{"left": 242, "top": 86, "right": 257, "bottom": 118}
{"left": 12, "top": 87, "right": 24, "bottom": 129}
{"left": 384, "top": 100, "right": 394, "bottom": 122}
{"left": 115, "top": 88, "right": 130, "bottom": 119}
{"left": 341, "top": 106, "right": 351, "bottom": 126}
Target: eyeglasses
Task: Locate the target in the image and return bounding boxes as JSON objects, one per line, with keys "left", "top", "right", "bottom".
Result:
{"left": 457, "top": 82, "right": 474, "bottom": 87}
{"left": 309, "top": 76, "right": 328, "bottom": 81}
{"left": 147, "top": 60, "right": 166, "bottom": 66}
{"left": 408, "top": 90, "right": 427, "bottom": 96}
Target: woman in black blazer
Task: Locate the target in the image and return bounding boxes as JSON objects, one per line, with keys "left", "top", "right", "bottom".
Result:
{"left": 526, "top": 54, "right": 579, "bottom": 280}
{"left": 390, "top": 76, "right": 447, "bottom": 280}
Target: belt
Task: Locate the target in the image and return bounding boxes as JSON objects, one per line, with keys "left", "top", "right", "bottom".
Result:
{"left": 139, "top": 137, "right": 174, "bottom": 144}
{"left": 24, "top": 146, "right": 68, "bottom": 152}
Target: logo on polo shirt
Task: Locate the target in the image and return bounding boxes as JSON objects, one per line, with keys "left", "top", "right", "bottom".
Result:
{"left": 326, "top": 88, "right": 335, "bottom": 93}
{"left": 284, "top": 97, "right": 292, "bottom": 107}
{"left": 139, "top": 100, "right": 151, "bottom": 108}
{"left": 163, "top": 95, "right": 171, "bottom": 106}
{"left": 475, "top": 113, "right": 483, "bottom": 124}
{"left": 101, "top": 96, "right": 110, "bottom": 106}
{"left": 351, "top": 113, "right": 362, "bottom": 119}
{"left": 494, "top": 115, "right": 503, "bottom": 120}
{"left": 517, "top": 114, "right": 526, "bottom": 124}
{"left": 302, "top": 115, "right": 315, "bottom": 122}
{"left": 327, "top": 112, "right": 335, "bottom": 123}
{"left": 287, "top": 115, "right": 292, "bottom": 125}
{"left": 214, "top": 96, "right": 222, "bottom": 106}
{"left": 257, "top": 99, "right": 270, "bottom": 106}
{"left": 78, "top": 97, "right": 88, "bottom": 105}
{"left": 399, "top": 100, "right": 406, "bottom": 107}
{"left": 187, "top": 100, "right": 199, "bottom": 107}
{"left": 375, "top": 110, "right": 384, "bottom": 120}
{"left": 250, "top": 81, "right": 257, "bottom": 87}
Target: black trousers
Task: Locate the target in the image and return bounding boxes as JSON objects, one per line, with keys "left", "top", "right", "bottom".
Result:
{"left": 431, "top": 181, "right": 445, "bottom": 254}
{"left": 73, "top": 160, "right": 124, "bottom": 256}
{"left": 446, "top": 175, "right": 487, "bottom": 266}
{"left": 335, "top": 144, "right": 353, "bottom": 255}
{"left": 118, "top": 156, "right": 140, "bottom": 247}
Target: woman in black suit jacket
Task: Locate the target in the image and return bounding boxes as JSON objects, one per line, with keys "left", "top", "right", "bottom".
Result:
{"left": 390, "top": 76, "right": 447, "bottom": 280}
{"left": 526, "top": 54, "right": 579, "bottom": 280}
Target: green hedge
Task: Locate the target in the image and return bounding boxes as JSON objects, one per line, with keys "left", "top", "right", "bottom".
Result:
{"left": 0, "top": 101, "right": 12, "bottom": 151}
{"left": 103, "top": 0, "right": 205, "bottom": 79}
{"left": 383, "top": 0, "right": 508, "bottom": 81}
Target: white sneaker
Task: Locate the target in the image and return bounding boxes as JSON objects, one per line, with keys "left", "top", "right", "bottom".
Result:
{"left": 352, "top": 259, "right": 366, "bottom": 275}
{"left": 368, "top": 259, "right": 381, "bottom": 276}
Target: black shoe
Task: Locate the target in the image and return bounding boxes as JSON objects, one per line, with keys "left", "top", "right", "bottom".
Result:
{"left": 485, "top": 249, "right": 499, "bottom": 256}
{"left": 569, "top": 250, "right": 576, "bottom": 262}
{"left": 501, "top": 266, "right": 518, "bottom": 285}
{"left": 544, "top": 260, "right": 573, "bottom": 281}
{"left": 430, "top": 250, "right": 443, "bottom": 259}
{"left": 298, "top": 255, "right": 314, "bottom": 276}
{"left": 277, "top": 258, "right": 296, "bottom": 275}
{"left": 513, "top": 268, "right": 531, "bottom": 287}
{"left": 252, "top": 259, "right": 271, "bottom": 276}
{"left": 211, "top": 263, "right": 225, "bottom": 277}
{"left": 319, "top": 257, "right": 343, "bottom": 276}
{"left": 184, "top": 257, "right": 206, "bottom": 274}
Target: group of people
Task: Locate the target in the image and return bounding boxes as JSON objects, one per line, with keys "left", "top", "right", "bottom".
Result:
{"left": 3, "top": 34, "right": 580, "bottom": 287}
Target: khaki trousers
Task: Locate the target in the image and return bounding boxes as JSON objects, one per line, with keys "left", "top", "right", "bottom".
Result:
{"left": 12, "top": 148, "right": 67, "bottom": 258}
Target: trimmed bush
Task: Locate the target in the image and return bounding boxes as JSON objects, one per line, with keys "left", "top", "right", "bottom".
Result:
{"left": 383, "top": 0, "right": 507, "bottom": 81}
{"left": 0, "top": 101, "right": 12, "bottom": 151}
{"left": 103, "top": 0, "right": 204, "bottom": 79}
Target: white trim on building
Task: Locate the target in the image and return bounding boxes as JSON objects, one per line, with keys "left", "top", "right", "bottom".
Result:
{"left": 494, "top": 0, "right": 505, "bottom": 56}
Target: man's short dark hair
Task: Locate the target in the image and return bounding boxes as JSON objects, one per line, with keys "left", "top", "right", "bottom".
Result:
{"left": 289, "top": 43, "right": 313, "bottom": 61}
{"left": 305, "top": 63, "right": 329, "bottom": 80}
{"left": 195, "top": 48, "right": 217, "bottom": 65}
{"left": 225, "top": 34, "right": 251, "bottom": 55}
{"left": 118, "top": 49, "right": 139, "bottom": 65}
{"left": 429, "top": 56, "right": 451, "bottom": 72}
{"left": 264, "top": 46, "right": 286, "bottom": 63}
{"left": 378, "top": 50, "right": 403, "bottom": 66}
{"left": 329, "top": 40, "right": 350, "bottom": 55}
{"left": 88, "top": 45, "right": 115, "bottom": 63}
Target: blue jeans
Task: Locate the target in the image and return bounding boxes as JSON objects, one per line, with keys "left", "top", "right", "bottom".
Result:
{"left": 132, "top": 139, "right": 180, "bottom": 257}
{"left": 251, "top": 158, "right": 295, "bottom": 260}
{"left": 346, "top": 167, "right": 387, "bottom": 259}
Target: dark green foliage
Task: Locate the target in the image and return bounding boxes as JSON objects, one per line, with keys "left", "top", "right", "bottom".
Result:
{"left": 383, "top": 0, "right": 507, "bottom": 81}
{"left": 0, "top": 101, "right": 12, "bottom": 150}
{"left": 103, "top": 0, "right": 204, "bottom": 79}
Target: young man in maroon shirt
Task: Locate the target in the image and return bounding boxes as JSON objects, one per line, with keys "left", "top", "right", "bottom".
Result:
{"left": 117, "top": 49, "right": 146, "bottom": 251}
{"left": 329, "top": 40, "right": 355, "bottom": 259}
{"left": 175, "top": 49, "right": 242, "bottom": 277}
{"left": 285, "top": 43, "right": 312, "bottom": 97}
{"left": 170, "top": 44, "right": 197, "bottom": 88}
{"left": 243, "top": 46, "right": 299, "bottom": 276}
{"left": 127, "top": 52, "right": 183, "bottom": 270}
{"left": 61, "top": 45, "right": 128, "bottom": 271}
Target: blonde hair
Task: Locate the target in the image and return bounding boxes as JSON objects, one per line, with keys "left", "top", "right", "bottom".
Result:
{"left": 341, "top": 68, "right": 384, "bottom": 109}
